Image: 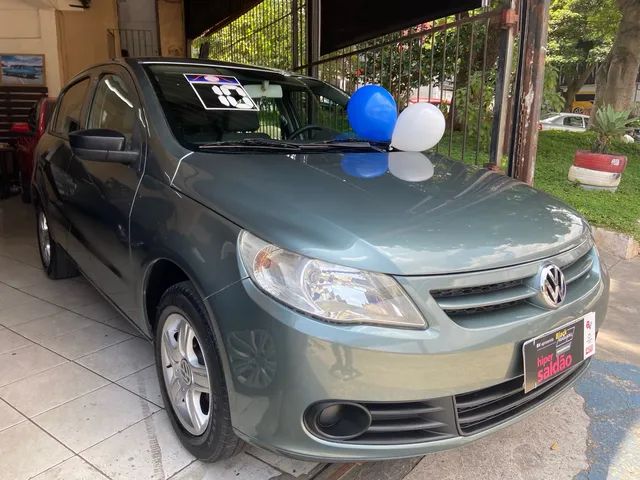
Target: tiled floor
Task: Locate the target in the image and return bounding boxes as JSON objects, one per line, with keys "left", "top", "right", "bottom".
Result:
{"left": 0, "top": 197, "right": 320, "bottom": 479}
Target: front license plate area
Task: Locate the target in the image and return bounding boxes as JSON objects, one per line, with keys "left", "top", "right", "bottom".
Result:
{"left": 522, "top": 312, "right": 596, "bottom": 393}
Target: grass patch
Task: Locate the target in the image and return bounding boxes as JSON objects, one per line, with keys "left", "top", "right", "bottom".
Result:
{"left": 533, "top": 131, "right": 640, "bottom": 241}
{"left": 444, "top": 130, "right": 640, "bottom": 241}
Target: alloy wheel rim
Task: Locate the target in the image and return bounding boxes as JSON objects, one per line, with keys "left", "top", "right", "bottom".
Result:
{"left": 38, "top": 212, "right": 51, "bottom": 268}
{"left": 161, "top": 313, "right": 211, "bottom": 436}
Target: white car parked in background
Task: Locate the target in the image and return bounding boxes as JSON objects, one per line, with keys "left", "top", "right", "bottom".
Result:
{"left": 539, "top": 113, "right": 589, "bottom": 132}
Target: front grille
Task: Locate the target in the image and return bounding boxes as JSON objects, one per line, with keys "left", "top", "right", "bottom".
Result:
{"left": 454, "top": 359, "right": 590, "bottom": 435}
{"left": 357, "top": 398, "right": 457, "bottom": 444}
{"left": 431, "top": 279, "right": 523, "bottom": 298}
{"left": 431, "top": 245, "right": 596, "bottom": 326}
{"left": 306, "top": 360, "right": 590, "bottom": 446}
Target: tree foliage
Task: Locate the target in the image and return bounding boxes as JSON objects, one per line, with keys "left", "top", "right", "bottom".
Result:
{"left": 542, "top": 65, "right": 567, "bottom": 114}
{"left": 548, "top": 0, "right": 619, "bottom": 69}
{"left": 547, "top": 0, "right": 620, "bottom": 109}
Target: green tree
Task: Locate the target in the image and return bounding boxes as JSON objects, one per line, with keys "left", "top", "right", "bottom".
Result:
{"left": 591, "top": 0, "right": 640, "bottom": 119}
{"left": 547, "top": 0, "right": 620, "bottom": 111}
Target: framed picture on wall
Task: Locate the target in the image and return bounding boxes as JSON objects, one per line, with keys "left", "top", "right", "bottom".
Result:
{"left": 0, "top": 54, "right": 46, "bottom": 86}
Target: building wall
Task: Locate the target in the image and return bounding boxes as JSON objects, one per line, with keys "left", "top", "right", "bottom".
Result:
{"left": 117, "top": 0, "right": 159, "bottom": 56}
{"left": 0, "top": 0, "right": 63, "bottom": 94}
{"left": 157, "top": 0, "right": 185, "bottom": 57}
{"left": 56, "top": 0, "right": 119, "bottom": 83}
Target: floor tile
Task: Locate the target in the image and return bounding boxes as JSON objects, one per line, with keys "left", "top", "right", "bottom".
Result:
{"left": 39, "top": 322, "right": 132, "bottom": 360}
{"left": 21, "top": 280, "right": 103, "bottom": 308}
{"left": 32, "top": 455, "right": 109, "bottom": 480}
{"left": 169, "top": 453, "right": 279, "bottom": 480}
{"left": 0, "top": 362, "right": 108, "bottom": 417}
{"left": 117, "top": 365, "right": 164, "bottom": 407}
{"left": 68, "top": 300, "right": 121, "bottom": 323}
{"left": 77, "top": 337, "right": 155, "bottom": 381}
{"left": 0, "top": 297, "right": 63, "bottom": 327}
{"left": 0, "top": 243, "right": 41, "bottom": 268}
{"left": 33, "top": 383, "right": 160, "bottom": 452}
{"left": 0, "top": 399, "right": 25, "bottom": 432}
{"left": 82, "top": 411, "right": 194, "bottom": 479}
{"left": 0, "top": 422, "right": 72, "bottom": 480}
{"left": 0, "top": 256, "right": 48, "bottom": 288}
{"left": 0, "top": 284, "right": 35, "bottom": 309}
{"left": 246, "top": 446, "right": 318, "bottom": 476}
{"left": 13, "top": 310, "right": 95, "bottom": 342}
{"left": 0, "top": 326, "right": 32, "bottom": 354}
{"left": 98, "top": 313, "right": 143, "bottom": 336}
{"left": 0, "top": 344, "right": 67, "bottom": 387}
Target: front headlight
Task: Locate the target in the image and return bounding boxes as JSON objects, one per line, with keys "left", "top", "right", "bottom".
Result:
{"left": 238, "top": 231, "right": 426, "bottom": 329}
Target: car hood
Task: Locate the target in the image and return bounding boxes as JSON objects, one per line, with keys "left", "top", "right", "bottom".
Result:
{"left": 172, "top": 150, "right": 589, "bottom": 275}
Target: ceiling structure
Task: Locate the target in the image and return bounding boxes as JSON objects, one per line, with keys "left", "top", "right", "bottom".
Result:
{"left": 184, "top": 0, "right": 483, "bottom": 54}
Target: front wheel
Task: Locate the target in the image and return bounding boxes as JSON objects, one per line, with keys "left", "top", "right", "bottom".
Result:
{"left": 36, "top": 207, "right": 78, "bottom": 279}
{"left": 154, "top": 281, "right": 243, "bottom": 462}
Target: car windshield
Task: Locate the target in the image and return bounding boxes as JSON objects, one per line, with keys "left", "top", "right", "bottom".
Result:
{"left": 144, "top": 63, "right": 365, "bottom": 150}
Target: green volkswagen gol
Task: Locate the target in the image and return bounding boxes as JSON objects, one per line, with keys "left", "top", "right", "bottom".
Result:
{"left": 32, "top": 58, "right": 608, "bottom": 462}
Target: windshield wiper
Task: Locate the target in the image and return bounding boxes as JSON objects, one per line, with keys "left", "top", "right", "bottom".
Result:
{"left": 312, "top": 138, "right": 389, "bottom": 151}
{"left": 198, "top": 137, "right": 387, "bottom": 152}
{"left": 198, "top": 138, "right": 303, "bottom": 151}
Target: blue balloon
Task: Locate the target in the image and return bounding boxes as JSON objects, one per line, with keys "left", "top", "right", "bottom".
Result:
{"left": 347, "top": 85, "right": 397, "bottom": 142}
{"left": 341, "top": 153, "right": 388, "bottom": 179}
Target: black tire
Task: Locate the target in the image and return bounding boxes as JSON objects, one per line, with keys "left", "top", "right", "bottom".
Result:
{"left": 154, "top": 281, "right": 243, "bottom": 462}
{"left": 36, "top": 206, "right": 78, "bottom": 280}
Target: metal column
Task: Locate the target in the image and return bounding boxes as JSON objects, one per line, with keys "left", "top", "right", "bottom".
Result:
{"left": 489, "top": 1, "right": 518, "bottom": 168}
{"left": 507, "top": 0, "right": 551, "bottom": 184}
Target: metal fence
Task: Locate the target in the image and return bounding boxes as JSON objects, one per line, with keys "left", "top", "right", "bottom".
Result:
{"left": 108, "top": 29, "right": 158, "bottom": 58}
{"left": 194, "top": 1, "right": 515, "bottom": 166}
{"left": 194, "top": 0, "right": 307, "bottom": 70}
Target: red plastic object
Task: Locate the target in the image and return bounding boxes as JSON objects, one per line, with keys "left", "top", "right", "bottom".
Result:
{"left": 573, "top": 150, "right": 628, "bottom": 174}
{"left": 9, "top": 122, "right": 30, "bottom": 133}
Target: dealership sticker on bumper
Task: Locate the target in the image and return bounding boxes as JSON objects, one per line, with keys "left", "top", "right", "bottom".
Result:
{"left": 522, "top": 312, "right": 596, "bottom": 393}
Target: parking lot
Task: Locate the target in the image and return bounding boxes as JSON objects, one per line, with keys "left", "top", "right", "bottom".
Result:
{"left": 0, "top": 195, "right": 638, "bottom": 480}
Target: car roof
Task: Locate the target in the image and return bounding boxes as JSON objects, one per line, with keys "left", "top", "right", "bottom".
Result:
{"left": 125, "top": 57, "right": 295, "bottom": 77}
{"left": 555, "top": 112, "right": 589, "bottom": 119}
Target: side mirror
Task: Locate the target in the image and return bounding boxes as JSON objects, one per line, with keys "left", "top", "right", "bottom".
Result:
{"left": 10, "top": 122, "right": 31, "bottom": 134}
{"left": 69, "top": 129, "right": 138, "bottom": 164}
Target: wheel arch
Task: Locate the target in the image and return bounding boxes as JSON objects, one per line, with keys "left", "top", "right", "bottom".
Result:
{"left": 142, "top": 255, "right": 237, "bottom": 403}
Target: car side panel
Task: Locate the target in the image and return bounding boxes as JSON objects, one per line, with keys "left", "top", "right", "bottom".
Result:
{"left": 32, "top": 132, "right": 74, "bottom": 248}
{"left": 129, "top": 170, "right": 244, "bottom": 337}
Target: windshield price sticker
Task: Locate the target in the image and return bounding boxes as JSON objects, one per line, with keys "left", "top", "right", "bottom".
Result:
{"left": 184, "top": 74, "right": 258, "bottom": 111}
{"left": 522, "top": 312, "right": 596, "bottom": 393}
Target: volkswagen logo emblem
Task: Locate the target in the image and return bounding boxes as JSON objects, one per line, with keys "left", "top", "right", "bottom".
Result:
{"left": 178, "top": 358, "right": 192, "bottom": 385}
{"left": 538, "top": 264, "right": 567, "bottom": 308}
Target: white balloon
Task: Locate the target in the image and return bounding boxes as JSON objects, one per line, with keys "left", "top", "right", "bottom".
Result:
{"left": 391, "top": 102, "right": 446, "bottom": 152}
{"left": 388, "top": 152, "right": 434, "bottom": 182}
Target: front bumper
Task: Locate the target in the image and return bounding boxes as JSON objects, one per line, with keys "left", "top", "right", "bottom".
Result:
{"left": 206, "top": 251, "right": 609, "bottom": 461}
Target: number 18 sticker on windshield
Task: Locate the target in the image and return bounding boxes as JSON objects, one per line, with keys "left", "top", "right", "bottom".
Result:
{"left": 184, "top": 74, "right": 258, "bottom": 111}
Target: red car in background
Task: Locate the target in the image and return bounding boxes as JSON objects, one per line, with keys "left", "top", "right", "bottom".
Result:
{"left": 10, "top": 97, "right": 56, "bottom": 202}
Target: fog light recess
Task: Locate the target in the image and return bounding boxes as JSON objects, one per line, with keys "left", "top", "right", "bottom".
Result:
{"left": 305, "top": 401, "right": 372, "bottom": 441}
